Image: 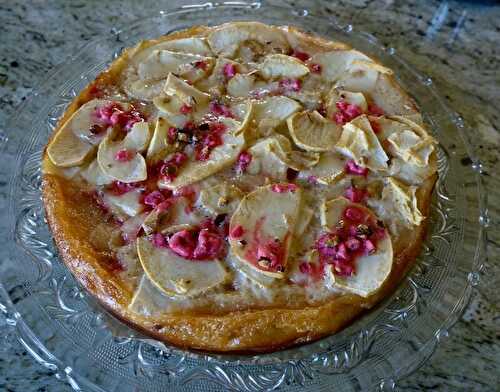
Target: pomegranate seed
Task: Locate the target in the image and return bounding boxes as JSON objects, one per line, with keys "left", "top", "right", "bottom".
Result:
{"left": 309, "top": 63, "right": 322, "bottom": 73}
{"left": 180, "top": 104, "right": 192, "bottom": 114}
{"left": 114, "top": 149, "right": 133, "bottom": 162}
{"left": 236, "top": 151, "right": 252, "bottom": 173}
{"left": 367, "top": 104, "right": 384, "bottom": 116}
{"left": 363, "top": 239, "right": 376, "bottom": 254}
{"left": 152, "top": 233, "right": 168, "bottom": 248}
{"left": 299, "top": 262, "right": 312, "bottom": 274}
{"left": 292, "top": 50, "right": 310, "bottom": 62}
{"left": 344, "top": 160, "right": 368, "bottom": 176}
{"left": 194, "top": 60, "right": 208, "bottom": 70}
{"left": 223, "top": 63, "right": 237, "bottom": 79}
{"left": 230, "top": 225, "right": 244, "bottom": 239}
{"left": 279, "top": 78, "right": 301, "bottom": 92}
{"left": 344, "top": 207, "right": 365, "bottom": 222}
{"left": 344, "top": 185, "right": 367, "bottom": 203}
{"left": 271, "top": 183, "right": 298, "bottom": 193}
{"left": 143, "top": 190, "right": 165, "bottom": 208}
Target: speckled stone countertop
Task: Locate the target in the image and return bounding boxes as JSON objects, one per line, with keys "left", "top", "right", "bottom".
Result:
{"left": 0, "top": 1, "right": 499, "bottom": 391}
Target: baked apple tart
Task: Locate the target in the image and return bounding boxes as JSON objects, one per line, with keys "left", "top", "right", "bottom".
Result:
{"left": 42, "top": 22, "right": 438, "bottom": 352}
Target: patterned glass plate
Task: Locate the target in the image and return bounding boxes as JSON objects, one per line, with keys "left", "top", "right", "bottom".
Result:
{"left": 0, "top": 2, "right": 489, "bottom": 391}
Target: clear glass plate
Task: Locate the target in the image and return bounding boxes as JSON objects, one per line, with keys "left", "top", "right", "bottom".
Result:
{"left": 0, "top": 2, "right": 488, "bottom": 391}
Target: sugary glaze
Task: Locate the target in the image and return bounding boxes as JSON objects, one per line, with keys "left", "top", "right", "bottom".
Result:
{"left": 42, "top": 22, "right": 438, "bottom": 352}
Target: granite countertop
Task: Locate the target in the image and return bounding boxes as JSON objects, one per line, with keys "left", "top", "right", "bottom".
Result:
{"left": 0, "top": 0, "right": 499, "bottom": 391}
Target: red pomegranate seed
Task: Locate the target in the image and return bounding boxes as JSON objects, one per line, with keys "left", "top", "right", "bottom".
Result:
{"left": 344, "top": 207, "right": 365, "bottom": 222}
{"left": 230, "top": 225, "right": 244, "bottom": 239}
{"left": 180, "top": 104, "right": 193, "bottom": 114}
{"left": 114, "top": 149, "right": 133, "bottom": 162}
{"left": 152, "top": 233, "right": 168, "bottom": 248}
{"left": 271, "top": 183, "right": 298, "bottom": 193}
{"left": 236, "top": 151, "right": 252, "bottom": 173}
{"left": 223, "top": 63, "right": 237, "bottom": 79}
{"left": 292, "top": 50, "right": 310, "bottom": 62}
{"left": 309, "top": 63, "right": 322, "bottom": 73}
{"left": 344, "top": 185, "right": 368, "bottom": 203}
{"left": 344, "top": 160, "right": 368, "bottom": 176}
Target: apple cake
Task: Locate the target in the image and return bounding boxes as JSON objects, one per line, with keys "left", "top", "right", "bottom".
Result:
{"left": 42, "top": 21, "right": 438, "bottom": 352}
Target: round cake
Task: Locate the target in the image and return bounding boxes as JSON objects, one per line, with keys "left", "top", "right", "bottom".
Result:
{"left": 42, "top": 21, "right": 438, "bottom": 353}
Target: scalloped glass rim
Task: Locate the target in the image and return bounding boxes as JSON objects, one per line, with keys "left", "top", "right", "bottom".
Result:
{"left": 0, "top": 2, "right": 487, "bottom": 392}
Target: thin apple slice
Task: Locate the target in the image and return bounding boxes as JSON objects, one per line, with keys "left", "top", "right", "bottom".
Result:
{"left": 287, "top": 110, "right": 342, "bottom": 152}
{"left": 124, "top": 79, "right": 165, "bottom": 101}
{"left": 300, "top": 152, "right": 345, "bottom": 185}
{"left": 325, "top": 89, "right": 368, "bottom": 118}
{"left": 137, "top": 50, "right": 214, "bottom": 83}
{"left": 137, "top": 236, "right": 228, "bottom": 296}
{"left": 229, "top": 184, "right": 302, "bottom": 278}
{"left": 258, "top": 54, "right": 309, "bottom": 79}
{"left": 227, "top": 73, "right": 255, "bottom": 97}
{"left": 253, "top": 96, "right": 302, "bottom": 125}
{"left": 338, "top": 60, "right": 393, "bottom": 92}
{"left": 335, "top": 115, "right": 388, "bottom": 172}
{"left": 320, "top": 196, "right": 393, "bottom": 297}
{"left": 246, "top": 135, "right": 291, "bottom": 180}
{"left": 80, "top": 159, "right": 114, "bottom": 186}
{"left": 228, "top": 251, "right": 276, "bottom": 287}
{"left": 146, "top": 117, "right": 179, "bottom": 164}
{"left": 97, "top": 122, "right": 150, "bottom": 183}
{"left": 198, "top": 182, "right": 244, "bottom": 215}
{"left": 47, "top": 99, "right": 114, "bottom": 167}
{"left": 369, "top": 177, "right": 424, "bottom": 229}
{"left": 207, "top": 21, "right": 289, "bottom": 58}
{"left": 163, "top": 73, "right": 210, "bottom": 106}
{"left": 152, "top": 95, "right": 190, "bottom": 128}
{"left": 129, "top": 38, "right": 213, "bottom": 66}
{"left": 102, "top": 188, "right": 144, "bottom": 218}
{"left": 325, "top": 235, "right": 393, "bottom": 297}
{"left": 159, "top": 119, "right": 245, "bottom": 189}
{"left": 310, "top": 50, "right": 373, "bottom": 83}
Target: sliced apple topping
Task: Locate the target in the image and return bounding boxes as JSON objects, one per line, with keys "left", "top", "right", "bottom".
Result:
{"left": 137, "top": 236, "right": 228, "bottom": 296}
{"left": 287, "top": 110, "right": 342, "bottom": 152}
{"left": 258, "top": 54, "right": 310, "bottom": 80}
{"left": 102, "top": 187, "right": 144, "bottom": 218}
{"left": 158, "top": 119, "right": 246, "bottom": 189}
{"left": 374, "top": 116, "right": 437, "bottom": 184}
{"left": 130, "top": 38, "right": 213, "bottom": 65}
{"left": 246, "top": 135, "right": 319, "bottom": 180}
{"left": 227, "top": 73, "right": 255, "bottom": 98}
{"left": 335, "top": 115, "right": 388, "bottom": 172}
{"left": 47, "top": 99, "right": 117, "bottom": 167}
{"left": 97, "top": 121, "right": 150, "bottom": 183}
{"left": 207, "top": 21, "right": 289, "bottom": 58}
{"left": 337, "top": 59, "right": 393, "bottom": 92}
{"left": 299, "top": 152, "right": 345, "bottom": 185}
{"left": 253, "top": 95, "right": 302, "bottom": 135}
{"left": 198, "top": 183, "right": 244, "bottom": 215}
{"left": 310, "top": 50, "right": 373, "bottom": 82}
{"left": 368, "top": 178, "right": 424, "bottom": 233}
{"left": 163, "top": 73, "right": 210, "bottom": 107}
{"left": 125, "top": 79, "right": 166, "bottom": 101}
{"left": 229, "top": 184, "right": 302, "bottom": 278}
{"left": 246, "top": 135, "right": 291, "bottom": 180}
{"left": 137, "top": 50, "right": 214, "bottom": 83}
{"left": 228, "top": 251, "right": 277, "bottom": 287}
{"left": 317, "top": 196, "right": 393, "bottom": 297}
{"left": 146, "top": 117, "right": 179, "bottom": 164}
{"left": 161, "top": 37, "right": 212, "bottom": 55}
{"left": 311, "top": 50, "right": 391, "bottom": 92}
{"left": 80, "top": 159, "right": 114, "bottom": 186}
{"left": 325, "top": 88, "right": 368, "bottom": 119}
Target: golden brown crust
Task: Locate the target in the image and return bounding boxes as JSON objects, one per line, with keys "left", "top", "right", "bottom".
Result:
{"left": 41, "top": 23, "right": 437, "bottom": 353}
